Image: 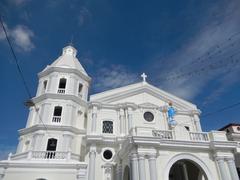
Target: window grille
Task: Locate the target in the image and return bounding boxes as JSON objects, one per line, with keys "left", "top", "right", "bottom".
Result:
{"left": 102, "top": 121, "right": 113, "bottom": 134}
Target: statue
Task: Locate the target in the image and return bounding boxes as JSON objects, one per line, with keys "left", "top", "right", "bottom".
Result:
{"left": 167, "top": 102, "right": 177, "bottom": 128}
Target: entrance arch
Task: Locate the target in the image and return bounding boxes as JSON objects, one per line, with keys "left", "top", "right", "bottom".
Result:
{"left": 123, "top": 165, "right": 130, "bottom": 180}
{"left": 164, "top": 153, "right": 213, "bottom": 180}
{"left": 169, "top": 159, "right": 207, "bottom": 180}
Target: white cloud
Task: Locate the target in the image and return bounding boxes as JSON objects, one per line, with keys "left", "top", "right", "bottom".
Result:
{"left": 9, "top": 0, "right": 30, "bottom": 6}
{"left": 78, "top": 7, "right": 92, "bottom": 26}
{"left": 154, "top": 0, "right": 240, "bottom": 102}
{"left": 0, "top": 23, "right": 35, "bottom": 52}
{"left": 94, "top": 64, "right": 138, "bottom": 92}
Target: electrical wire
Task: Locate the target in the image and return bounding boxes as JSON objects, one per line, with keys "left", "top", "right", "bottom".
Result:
{"left": 201, "top": 101, "right": 240, "bottom": 117}
{"left": 0, "top": 15, "right": 51, "bottom": 136}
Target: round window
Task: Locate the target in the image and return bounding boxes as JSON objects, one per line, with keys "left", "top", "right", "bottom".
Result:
{"left": 144, "top": 112, "right": 154, "bottom": 122}
{"left": 103, "top": 150, "right": 113, "bottom": 160}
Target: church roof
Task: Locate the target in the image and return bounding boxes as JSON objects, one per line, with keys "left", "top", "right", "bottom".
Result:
{"left": 90, "top": 81, "right": 198, "bottom": 110}
{"left": 43, "top": 45, "right": 88, "bottom": 76}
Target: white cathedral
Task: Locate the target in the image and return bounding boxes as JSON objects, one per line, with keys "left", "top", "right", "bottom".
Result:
{"left": 0, "top": 45, "right": 239, "bottom": 180}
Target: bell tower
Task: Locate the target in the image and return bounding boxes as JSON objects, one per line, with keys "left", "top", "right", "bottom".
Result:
{"left": 13, "top": 45, "right": 91, "bottom": 161}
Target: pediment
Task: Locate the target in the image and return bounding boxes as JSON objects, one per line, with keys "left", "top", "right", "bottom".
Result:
{"left": 90, "top": 82, "right": 197, "bottom": 110}
{"left": 138, "top": 102, "right": 159, "bottom": 108}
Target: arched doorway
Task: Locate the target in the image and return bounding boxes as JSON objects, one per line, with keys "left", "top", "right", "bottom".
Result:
{"left": 123, "top": 166, "right": 130, "bottom": 180}
{"left": 169, "top": 159, "right": 207, "bottom": 180}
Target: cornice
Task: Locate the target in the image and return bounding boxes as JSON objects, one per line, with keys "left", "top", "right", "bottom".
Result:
{"left": 124, "top": 136, "right": 238, "bottom": 151}
{"left": 0, "top": 161, "right": 87, "bottom": 169}
{"left": 90, "top": 83, "right": 197, "bottom": 110}
{"left": 38, "top": 66, "right": 91, "bottom": 83}
{"left": 32, "top": 93, "right": 88, "bottom": 108}
{"left": 85, "top": 134, "right": 126, "bottom": 145}
{"left": 18, "top": 125, "right": 86, "bottom": 136}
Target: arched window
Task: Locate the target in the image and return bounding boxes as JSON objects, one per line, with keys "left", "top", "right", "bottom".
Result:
{"left": 102, "top": 121, "right": 113, "bottom": 134}
{"left": 45, "top": 138, "right": 57, "bottom": 159}
{"left": 58, "top": 78, "right": 67, "bottom": 93}
{"left": 78, "top": 83, "right": 83, "bottom": 97}
{"left": 52, "top": 106, "right": 62, "bottom": 123}
{"left": 46, "top": 138, "right": 57, "bottom": 151}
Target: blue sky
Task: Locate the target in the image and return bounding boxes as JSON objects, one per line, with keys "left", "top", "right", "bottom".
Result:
{"left": 0, "top": 0, "right": 240, "bottom": 159}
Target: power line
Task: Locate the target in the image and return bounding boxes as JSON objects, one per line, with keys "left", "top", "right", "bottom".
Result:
{"left": 202, "top": 101, "right": 240, "bottom": 117}
{"left": 0, "top": 15, "right": 51, "bottom": 136}
{"left": 0, "top": 16, "right": 32, "bottom": 98}
{"left": 159, "top": 30, "right": 240, "bottom": 82}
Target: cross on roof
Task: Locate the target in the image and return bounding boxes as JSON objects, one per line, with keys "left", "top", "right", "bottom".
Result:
{"left": 141, "top": 73, "right": 147, "bottom": 82}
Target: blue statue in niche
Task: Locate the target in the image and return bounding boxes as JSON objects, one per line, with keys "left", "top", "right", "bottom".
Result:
{"left": 167, "top": 102, "right": 177, "bottom": 127}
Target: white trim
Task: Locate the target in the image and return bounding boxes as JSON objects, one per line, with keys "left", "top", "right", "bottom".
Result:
{"left": 163, "top": 153, "right": 214, "bottom": 180}
{"left": 101, "top": 119, "right": 115, "bottom": 135}
{"left": 101, "top": 148, "right": 115, "bottom": 162}
{"left": 143, "top": 110, "right": 156, "bottom": 124}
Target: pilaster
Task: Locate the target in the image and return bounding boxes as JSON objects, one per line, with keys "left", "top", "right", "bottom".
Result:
{"left": 138, "top": 154, "right": 146, "bottom": 180}
{"left": 130, "top": 153, "right": 138, "bottom": 180}
{"left": 88, "top": 146, "right": 96, "bottom": 180}
{"left": 215, "top": 157, "right": 229, "bottom": 180}
{"left": 148, "top": 154, "right": 158, "bottom": 180}
{"left": 127, "top": 107, "right": 133, "bottom": 132}
{"left": 226, "top": 157, "right": 239, "bottom": 180}
{"left": 91, "top": 106, "right": 98, "bottom": 134}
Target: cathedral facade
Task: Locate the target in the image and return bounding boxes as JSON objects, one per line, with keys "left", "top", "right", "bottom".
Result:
{"left": 0, "top": 45, "right": 239, "bottom": 180}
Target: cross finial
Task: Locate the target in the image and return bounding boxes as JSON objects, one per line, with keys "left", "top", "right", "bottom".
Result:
{"left": 141, "top": 73, "right": 147, "bottom": 82}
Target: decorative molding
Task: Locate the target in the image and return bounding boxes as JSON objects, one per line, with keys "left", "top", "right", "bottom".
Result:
{"left": 19, "top": 124, "right": 86, "bottom": 135}
{"left": 38, "top": 66, "right": 91, "bottom": 83}
{"left": 32, "top": 93, "right": 88, "bottom": 108}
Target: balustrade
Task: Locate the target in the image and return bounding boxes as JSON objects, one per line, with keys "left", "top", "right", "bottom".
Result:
{"left": 152, "top": 130, "right": 174, "bottom": 139}
{"left": 57, "top": 88, "right": 65, "bottom": 94}
{"left": 52, "top": 116, "right": 61, "bottom": 123}
{"left": 189, "top": 132, "right": 209, "bottom": 141}
{"left": 32, "top": 151, "right": 67, "bottom": 159}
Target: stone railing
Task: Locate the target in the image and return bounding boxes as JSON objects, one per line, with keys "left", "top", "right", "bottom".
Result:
{"left": 152, "top": 130, "right": 174, "bottom": 140}
{"left": 57, "top": 88, "right": 65, "bottom": 94}
{"left": 8, "top": 151, "right": 81, "bottom": 161}
{"left": 52, "top": 116, "right": 61, "bottom": 123}
{"left": 32, "top": 151, "right": 68, "bottom": 159}
{"left": 131, "top": 127, "right": 210, "bottom": 142}
{"left": 189, "top": 132, "right": 209, "bottom": 141}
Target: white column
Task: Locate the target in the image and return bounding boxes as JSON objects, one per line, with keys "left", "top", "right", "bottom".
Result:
{"left": 48, "top": 74, "right": 58, "bottom": 93}
{"left": 67, "top": 75, "right": 75, "bottom": 95}
{"left": 116, "top": 160, "right": 123, "bottom": 180}
{"left": 26, "top": 107, "right": 34, "bottom": 127}
{"left": 91, "top": 106, "right": 97, "bottom": 133}
{"left": 215, "top": 157, "right": 229, "bottom": 180}
{"left": 180, "top": 163, "right": 189, "bottom": 180}
{"left": 41, "top": 103, "right": 51, "bottom": 124}
{"left": 63, "top": 133, "right": 73, "bottom": 152}
{"left": 34, "top": 133, "right": 44, "bottom": 150}
{"left": 138, "top": 154, "right": 146, "bottom": 180}
{"left": 88, "top": 149, "right": 96, "bottom": 180}
{"left": 127, "top": 107, "right": 133, "bottom": 133}
{"left": 119, "top": 108, "right": 125, "bottom": 135}
{"left": 226, "top": 158, "right": 239, "bottom": 180}
{"left": 148, "top": 154, "right": 158, "bottom": 180}
{"left": 130, "top": 153, "right": 138, "bottom": 180}
{"left": 31, "top": 134, "right": 38, "bottom": 150}
{"left": 193, "top": 114, "right": 202, "bottom": 132}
